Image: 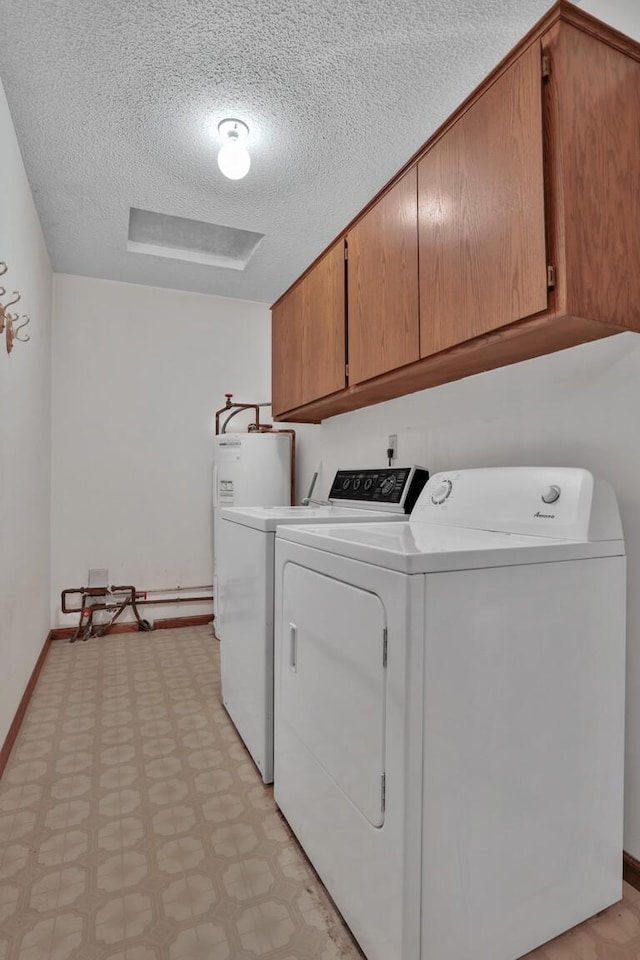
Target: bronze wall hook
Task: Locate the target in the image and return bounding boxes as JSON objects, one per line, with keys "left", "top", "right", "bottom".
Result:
{"left": 6, "top": 313, "right": 30, "bottom": 352}
{"left": 0, "top": 263, "right": 32, "bottom": 354}
{"left": 14, "top": 315, "right": 30, "bottom": 342}
{"left": 3, "top": 291, "right": 20, "bottom": 311}
{"left": 5, "top": 314, "right": 15, "bottom": 353}
{"left": 0, "top": 291, "right": 21, "bottom": 333}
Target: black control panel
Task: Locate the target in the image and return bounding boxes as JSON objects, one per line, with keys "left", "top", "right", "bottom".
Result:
{"left": 328, "top": 467, "right": 429, "bottom": 512}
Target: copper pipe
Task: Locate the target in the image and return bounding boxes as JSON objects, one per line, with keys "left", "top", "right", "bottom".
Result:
{"left": 135, "top": 596, "right": 211, "bottom": 606}
{"left": 63, "top": 583, "right": 213, "bottom": 643}
{"left": 62, "top": 587, "right": 212, "bottom": 615}
{"left": 110, "top": 585, "right": 211, "bottom": 616}
{"left": 249, "top": 425, "right": 296, "bottom": 506}
{"left": 214, "top": 393, "right": 262, "bottom": 435}
{"left": 143, "top": 584, "right": 212, "bottom": 595}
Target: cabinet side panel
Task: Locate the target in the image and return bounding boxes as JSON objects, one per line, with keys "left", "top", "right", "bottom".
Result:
{"left": 302, "top": 241, "right": 346, "bottom": 404}
{"left": 272, "top": 285, "right": 304, "bottom": 417}
{"left": 418, "top": 40, "right": 548, "bottom": 356}
{"left": 347, "top": 168, "right": 420, "bottom": 384}
{"left": 555, "top": 23, "right": 640, "bottom": 330}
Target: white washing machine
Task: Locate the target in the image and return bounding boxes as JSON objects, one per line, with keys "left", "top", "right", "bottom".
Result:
{"left": 274, "top": 467, "right": 626, "bottom": 960}
{"left": 217, "top": 466, "right": 428, "bottom": 783}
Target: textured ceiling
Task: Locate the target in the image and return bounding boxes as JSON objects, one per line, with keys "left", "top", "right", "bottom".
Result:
{"left": 0, "top": 0, "right": 637, "bottom": 304}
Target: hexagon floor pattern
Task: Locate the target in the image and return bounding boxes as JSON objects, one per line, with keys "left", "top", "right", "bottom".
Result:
{"left": 1, "top": 625, "right": 639, "bottom": 960}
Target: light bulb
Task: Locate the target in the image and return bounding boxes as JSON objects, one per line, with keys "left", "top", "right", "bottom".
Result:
{"left": 217, "top": 141, "right": 251, "bottom": 180}
{"left": 217, "top": 119, "right": 251, "bottom": 180}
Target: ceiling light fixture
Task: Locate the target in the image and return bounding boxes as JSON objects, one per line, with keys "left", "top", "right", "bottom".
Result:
{"left": 217, "top": 119, "right": 251, "bottom": 180}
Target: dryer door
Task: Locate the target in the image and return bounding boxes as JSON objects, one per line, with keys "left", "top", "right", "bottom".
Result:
{"left": 281, "top": 563, "right": 387, "bottom": 826}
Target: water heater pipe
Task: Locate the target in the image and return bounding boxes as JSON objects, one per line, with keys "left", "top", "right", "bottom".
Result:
{"left": 214, "top": 393, "right": 270, "bottom": 434}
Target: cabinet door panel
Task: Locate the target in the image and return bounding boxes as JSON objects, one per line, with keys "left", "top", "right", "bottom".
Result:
{"left": 555, "top": 23, "right": 640, "bottom": 327}
{"left": 272, "top": 283, "right": 304, "bottom": 417}
{"left": 303, "top": 242, "right": 346, "bottom": 404}
{"left": 419, "top": 41, "right": 548, "bottom": 357}
{"left": 347, "top": 169, "right": 419, "bottom": 384}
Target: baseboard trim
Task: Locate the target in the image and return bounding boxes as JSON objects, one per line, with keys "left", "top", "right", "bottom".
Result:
{"left": 49, "top": 613, "right": 213, "bottom": 642}
{"left": 0, "top": 631, "right": 53, "bottom": 779}
{"left": 624, "top": 852, "right": 640, "bottom": 892}
{"left": 153, "top": 614, "right": 213, "bottom": 630}
{"left": 50, "top": 623, "right": 132, "bottom": 641}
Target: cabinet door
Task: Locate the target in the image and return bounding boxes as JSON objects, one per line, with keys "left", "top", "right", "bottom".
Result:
{"left": 272, "top": 282, "right": 304, "bottom": 417}
{"left": 418, "top": 41, "right": 548, "bottom": 357}
{"left": 302, "top": 241, "right": 346, "bottom": 405}
{"left": 347, "top": 169, "right": 419, "bottom": 384}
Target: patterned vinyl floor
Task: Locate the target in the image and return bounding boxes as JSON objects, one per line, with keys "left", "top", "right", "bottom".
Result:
{"left": 0, "top": 625, "right": 638, "bottom": 960}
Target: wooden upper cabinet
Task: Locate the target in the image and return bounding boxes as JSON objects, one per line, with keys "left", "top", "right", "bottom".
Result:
{"left": 273, "top": 4, "right": 640, "bottom": 423}
{"left": 272, "top": 281, "right": 305, "bottom": 418}
{"left": 549, "top": 21, "right": 640, "bottom": 329}
{"left": 418, "top": 41, "right": 548, "bottom": 357}
{"left": 302, "top": 241, "right": 346, "bottom": 405}
{"left": 271, "top": 240, "right": 346, "bottom": 417}
{"left": 347, "top": 168, "right": 419, "bottom": 384}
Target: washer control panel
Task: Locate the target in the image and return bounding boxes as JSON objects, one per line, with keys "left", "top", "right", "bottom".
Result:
{"left": 410, "top": 467, "right": 623, "bottom": 542}
{"left": 329, "top": 467, "right": 429, "bottom": 513}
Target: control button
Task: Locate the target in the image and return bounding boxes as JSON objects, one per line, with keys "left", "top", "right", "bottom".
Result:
{"left": 541, "top": 484, "right": 561, "bottom": 504}
{"left": 363, "top": 478, "right": 373, "bottom": 491}
{"left": 352, "top": 478, "right": 361, "bottom": 491}
{"left": 381, "top": 475, "right": 396, "bottom": 496}
{"left": 341, "top": 478, "right": 351, "bottom": 490}
{"left": 431, "top": 479, "right": 453, "bottom": 505}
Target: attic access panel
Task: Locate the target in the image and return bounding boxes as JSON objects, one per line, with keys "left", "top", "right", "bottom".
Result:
{"left": 127, "top": 207, "right": 264, "bottom": 270}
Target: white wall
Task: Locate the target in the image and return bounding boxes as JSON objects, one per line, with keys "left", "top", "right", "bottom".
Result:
{"left": 0, "top": 80, "right": 53, "bottom": 744}
{"left": 295, "top": 332, "right": 640, "bottom": 858}
{"left": 51, "top": 275, "right": 271, "bottom": 627}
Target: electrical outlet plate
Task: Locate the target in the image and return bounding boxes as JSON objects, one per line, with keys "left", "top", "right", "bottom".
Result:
{"left": 388, "top": 434, "right": 398, "bottom": 459}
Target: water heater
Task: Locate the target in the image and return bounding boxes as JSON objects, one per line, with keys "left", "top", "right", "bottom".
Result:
{"left": 212, "top": 432, "right": 292, "bottom": 628}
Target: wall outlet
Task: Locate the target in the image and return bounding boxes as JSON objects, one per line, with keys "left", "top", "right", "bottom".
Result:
{"left": 387, "top": 434, "right": 398, "bottom": 460}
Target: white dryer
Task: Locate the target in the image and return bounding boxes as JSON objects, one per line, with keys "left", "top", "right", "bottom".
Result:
{"left": 274, "top": 467, "right": 626, "bottom": 960}
{"left": 217, "top": 466, "right": 428, "bottom": 783}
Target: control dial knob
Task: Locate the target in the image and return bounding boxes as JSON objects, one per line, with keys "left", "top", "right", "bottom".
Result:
{"left": 431, "top": 479, "right": 453, "bottom": 505}
{"left": 341, "top": 477, "right": 351, "bottom": 490}
{"left": 363, "top": 477, "right": 373, "bottom": 491}
{"left": 352, "top": 478, "right": 361, "bottom": 491}
{"left": 380, "top": 475, "right": 396, "bottom": 496}
{"left": 541, "top": 484, "right": 561, "bottom": 504}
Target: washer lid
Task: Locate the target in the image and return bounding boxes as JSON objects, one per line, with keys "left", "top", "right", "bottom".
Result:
{"left": 218, "top": 504, "right": 402, "bottom": 532}
{"left": 275, "top": 521, "right": 625, "bottom": 574}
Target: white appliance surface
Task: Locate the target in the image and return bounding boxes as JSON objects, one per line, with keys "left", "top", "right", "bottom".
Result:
{"left": 283, "top": 564, "right": 387, "bottom": 827}
{"left": 212, "top": 432, "right": 292, "bottom": 510}
{"left": 219, "top": 503, "right": 402, "bottom": 531}
{"left": 275, "top": 520, "right": 623, "bottom": 572}
{"left": 212, "top": 431, "right": 291, "bottom": 637}
{"left": 217, "top": 500, "right": 407, "bottom": 783}
{"left": 273, "top": 467, "right": 626, "bottom": 960}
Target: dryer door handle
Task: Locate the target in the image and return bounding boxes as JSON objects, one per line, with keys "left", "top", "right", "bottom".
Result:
{"left": 289, "top": 623, "right": 297, "bottom": 672}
